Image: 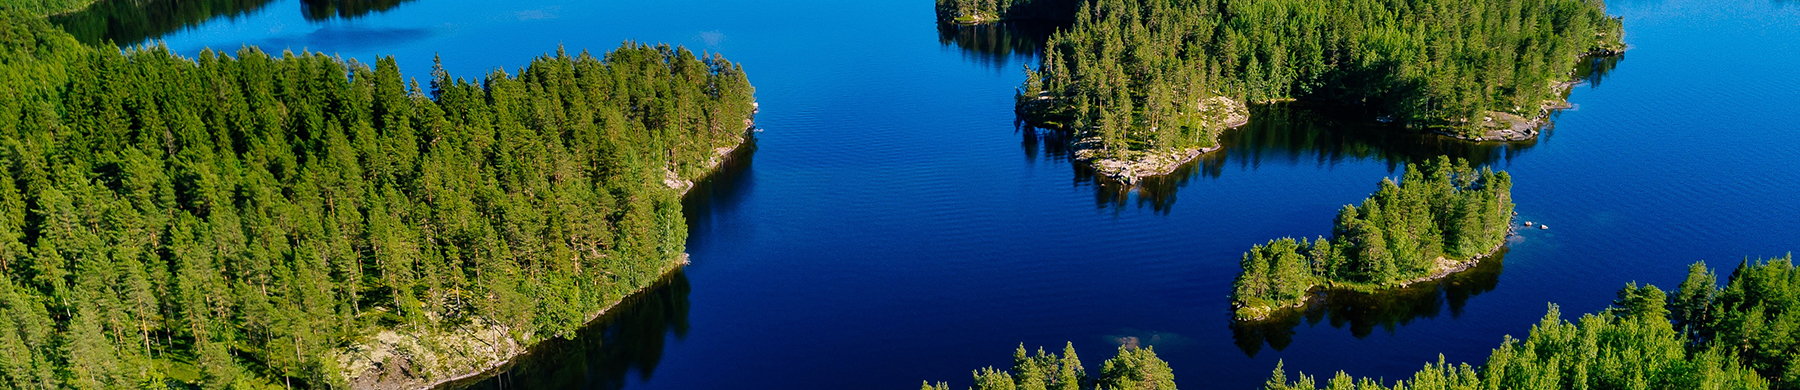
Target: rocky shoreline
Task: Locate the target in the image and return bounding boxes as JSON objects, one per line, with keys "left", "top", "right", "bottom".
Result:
{"left": 1020, "top": 49, "right": 1624, "bottom": 180}
{"left": 667, "top": 117, "right": 760, "bottom": 195}
{"left": 1437, "top": 48, "right": 1626, "bottom": 142}
{"left": 338, "top": 115, "right": 758, "bottom": 390}
{"left": 1234, "top": 225, "right": 1518, "bottom": 322}
{"left": 337, "top": 257, "right": 692, "bottom": 390}
{"left": 1433, "top": 83, "right": 1576, "bottom": 142}
{"left": 1034, "top": 96, "right": 1250, "bottom": 185}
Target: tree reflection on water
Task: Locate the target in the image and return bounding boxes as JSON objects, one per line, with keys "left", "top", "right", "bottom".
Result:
{"left": 51, "top": 0, "right": 416, "bottom": 47}
{"left": 1229, "top": 248, "right": 1507, "bottom": 358}
{"left": 1020, "top": 52, "right": 1623, "bottom": 213}
{"left": 448, "top": 271, "right": 692, "bottom": 390}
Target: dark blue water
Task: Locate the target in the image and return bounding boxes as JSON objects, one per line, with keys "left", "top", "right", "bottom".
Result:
{"left": 71, "top": 0, "right": 1800, "bottom": 388}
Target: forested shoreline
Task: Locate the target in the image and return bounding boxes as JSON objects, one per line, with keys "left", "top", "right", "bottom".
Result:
{"left": 1232, "top": 157, "right": 1513, "bottom": 321}
{"left": 927, "top": 257, "right": 1800, "bottom": 390}
{"left": 0, "top": 7, "right": 754, "bottom": 389}
{"left": 940, "top": 0, "right": 1623, "bottom": 183}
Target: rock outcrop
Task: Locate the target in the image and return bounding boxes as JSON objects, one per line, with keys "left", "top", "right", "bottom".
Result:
{"left": 1067, "top": 96, "right": 1249, "bottom": 185}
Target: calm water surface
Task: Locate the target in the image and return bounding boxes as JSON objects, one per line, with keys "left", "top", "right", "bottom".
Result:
{"left": 62, "top": 0, "right": 1800, "bottom": 388}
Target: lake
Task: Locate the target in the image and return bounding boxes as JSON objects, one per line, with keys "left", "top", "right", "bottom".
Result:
{"left": 55, "top": 0, "right": 1800, "bottom": 388}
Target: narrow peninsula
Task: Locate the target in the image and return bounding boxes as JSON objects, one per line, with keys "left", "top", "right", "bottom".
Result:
{"left": 1231, "top": 157, "right": 1514, "bottom": 321}
{"left": 940, "top": 0, "right": 1625, "bottom": 184}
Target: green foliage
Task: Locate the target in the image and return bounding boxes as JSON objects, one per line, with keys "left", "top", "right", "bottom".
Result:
{"left": 1265, "top": 259, "right": 1800, "bottom": 390}
{"left": 1233, "top": 157, "right": 1512, "bottom": 320}
{"left": 1675, "top": 256, "right": 1800, "bottom": 390}
{"left": 926, "top": 343, "right": 1176, "bottom": 390}
{"left": 929, "top": 261, "right": 1797, "bottom": 390}
{"left": 0, "top": 8, "right": 755, "bottom": 388}
{"left": 0, "top": 0, "right": 99, "bottom": 16}
{"left": 1097, "top": 345, "right": 1176, "bottom": 390}
{"left": 1233, "top": 238, "right": 1316, "bottom": 316}
{"left": 994, "top": 0, "right": 1623, "bottom": 155}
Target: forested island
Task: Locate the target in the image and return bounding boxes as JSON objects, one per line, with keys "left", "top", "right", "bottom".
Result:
{"left": 0, "top": 6, "right": 754, "bottom": 390}
{"left": 938, "top": 0, "right": 1624, "bottom": 184}
{"left": 1232, "top": 157, "right": 1513, "bottom": 321}
{"left": 926, "top": 257, "right": 1800, "bottom": 390}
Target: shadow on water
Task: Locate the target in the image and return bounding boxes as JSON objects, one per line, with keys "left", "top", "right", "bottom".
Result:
{"left": 937, "top": 21, "right": 1061, "bottom": 71}
{"left": 50, "top": 0, "right": 415, "bottom": 47}
{"left": 1020, "top": 52, "right": 1625, "bottom": 213}
{"left": 300, "top": 0, "right": 414, "bottom": 21}
{"left": 1201, "top": 103, "right": 1538, "bottom": 174}
{"left": 255, "top": 23, "right": 434, "bottom": 52}
{"left": 445, "top": 271, "right": 693, "bottom": 390}
{"left": 1229, "top": 248, "right": 1509, "bottom": 358}
{"left": 1024, "top": 104, "right": 1541, "bottom": 213}
{"left": 440, "top": 137, "right": 752, "bottom": 390}
{"left": 1575, "top": 52, "right": 1626, "bottom": 89}
{"left": 681, "top": 136, "right": 758, "bottom": 230}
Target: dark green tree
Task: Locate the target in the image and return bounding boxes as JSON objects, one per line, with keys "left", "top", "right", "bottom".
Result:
{"left": 0, "top": 8, "right": 756, "bottom": 388}
{"left": 1232, "top": 157, "right": 1512, "bottom": 320}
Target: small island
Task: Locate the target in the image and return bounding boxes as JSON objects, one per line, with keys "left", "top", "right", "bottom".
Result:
{"left": 1231, "top": 157, "right": 1514, "bottom": 321}
{"left": 941, "top": 0, "right": 1624, "bottom": 184}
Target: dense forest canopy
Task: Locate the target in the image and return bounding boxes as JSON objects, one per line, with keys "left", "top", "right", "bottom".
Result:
{"left": 1233, "top": 157, "right": 1512, "bottom": 321}
{"left": 0, "top": 0, "right": 95, "bottom": 15}
{"left": 930, "top": 258, "right": 1798, "bottom": 390}
{"left": 0, "top": 7, "right": 754, "bottom": 389}
{"left": 1671, "top": 258, "right": 1800, "bottom": 390}
{"left": 944, "top": 0, "right": 1623, "bottom": 157}
{"left": 1266, "top": 257, "right": 1799, "bottom": 390}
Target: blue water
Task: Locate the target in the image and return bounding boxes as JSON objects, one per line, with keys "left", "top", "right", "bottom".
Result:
{"left": 71, "top": 0, "right": 1800, "bottom": 388}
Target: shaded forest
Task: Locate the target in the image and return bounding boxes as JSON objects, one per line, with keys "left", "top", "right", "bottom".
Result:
{"left": 0, "top": 7, "right": 754, "bottom": 389}
{"left": 943, "top": 0, "right": 1623, "bottom": 158}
